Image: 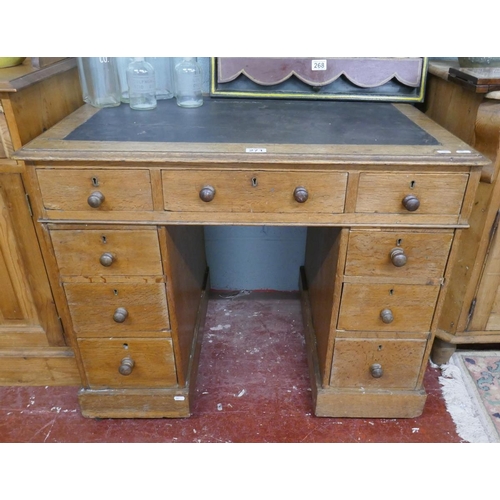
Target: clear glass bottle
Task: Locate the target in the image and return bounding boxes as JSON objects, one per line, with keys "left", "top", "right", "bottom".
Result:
{"left": 77, "top": 57, "right": 121, "bottom": 108}
{"left": 76, "top": 57, "right": 90, "bottom": 104}
{"left": 126, "top": 57, "right": 157, "bottom": 111}
{"left": 115, "top": 57, "right": 134, "bottom": 103}
{"left": 145, "top": 57, "right": 174, "bottom": 100}
{"left": 175, "top": 57, "right": 203, "bottom": 108}
{"left": 169, "top": 57, "right": 184, "bottom": 97}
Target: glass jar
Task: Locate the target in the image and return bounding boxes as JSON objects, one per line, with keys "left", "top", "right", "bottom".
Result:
{"left": 169, "top": 57, "right": 183, "bottom": 96}
{"left": 76, "top": 57, "right": 90, "bottom": 104}
{"left": 115, "top": 57, "right": 134, "bottom": 103}
{"left": 126, "top": 57, "right": 157, "bottom": 111}
{"left": 77, "top": 57, "right": 121, "bottom": 108}
{"left": 175, "top": 57, "right": 203, "bottom": 108}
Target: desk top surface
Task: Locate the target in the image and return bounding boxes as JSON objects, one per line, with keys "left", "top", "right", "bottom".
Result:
{"left": 15, "top": 99, "right": 488, "bottom": 167}
{"left": 66, "top": 99, "right": 438, "bottom": 146}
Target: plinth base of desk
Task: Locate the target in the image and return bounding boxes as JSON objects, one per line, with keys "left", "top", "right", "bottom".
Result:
{"left": 78, "top": 387, "right": 193, "bottom": 418}
{"left": 313, "top": 388, "right": 427, "bottom": 418}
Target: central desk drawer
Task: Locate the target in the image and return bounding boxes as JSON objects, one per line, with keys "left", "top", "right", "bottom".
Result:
{"left": 37, "top": 169, "right": 154, "bottom": 212}
{"left": 345, "top": 229, "right": 454, "bottom": 280}
{"left": 78, "top": 337, "right": 177, "bottom": 389}
{"left": 51, "top": 228, "right": 163, "bottom": 277}
{"left": 338, "top": 283, "right": 440, "bottom": 332}
{"left": 356, "top": 173, "right": 469, "bottom": 215}
{"left": 162, "top": 170, "right": 348, "bottom": 213}
{"left": 64, "top": 283, "right": 170, "bottom": 336}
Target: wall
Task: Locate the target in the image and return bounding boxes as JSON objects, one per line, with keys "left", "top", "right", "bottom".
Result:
{"left": 205, "top": 226, "right": 307, "bottom": 291}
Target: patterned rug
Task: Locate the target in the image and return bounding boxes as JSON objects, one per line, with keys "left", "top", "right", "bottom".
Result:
{"left": 438, "top": 351, "right": 500, "bottom": 443}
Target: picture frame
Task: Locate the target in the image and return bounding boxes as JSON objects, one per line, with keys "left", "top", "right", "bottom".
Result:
{"left": 210, "top": 57, "right": 428, "bottom": 102}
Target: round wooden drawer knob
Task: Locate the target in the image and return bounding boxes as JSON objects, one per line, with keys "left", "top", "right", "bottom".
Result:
{"left": 199, "top": 185, "right": 216, "bottom": 202}
{"left": 119, "top": 357, "right": 135, "bottom": 376}
{"left": 99, "top": 252, "right": 114, "bottom": 267}
{"left": 113, "top": 307, "right": 128, "bottom": 323}
{"left": 390, "top": 248, "right": 407, "bottom": 267}
{"left": 293, "top": 187, "right": 308, "bottom": 203}
{"left": 380, "top": 308, "right": 394, "bottom": 324}
{"left": 370, "top": 363, "right": 383, "bottom": 378}
{"left": 402, "top": 194, "right": 420, "bottom": 212}
{"left": 87, "top": 191, "right": 105, "bottom": 208}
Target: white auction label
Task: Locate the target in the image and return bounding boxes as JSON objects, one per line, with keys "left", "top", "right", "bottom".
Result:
{"left": 312, "top": 59, "right": 327, "bottom": 71}
{"left": 246, "top": 148, "right": 267, "bottom": 153}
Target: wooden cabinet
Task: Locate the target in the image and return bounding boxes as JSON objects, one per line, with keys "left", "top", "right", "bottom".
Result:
{"left": 422, "top": 61, "right": 500, "bottom": 363}
{"left": 0, "top": 59, "right": 83, "bottom": 384}
{"left": 15, "top": 98, "right": 488, "bottom": 418}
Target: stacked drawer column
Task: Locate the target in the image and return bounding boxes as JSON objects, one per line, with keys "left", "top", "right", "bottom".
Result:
{"left": 30, "top": 166, "right": 208, "bottom": 418}
{"left": 304, "top": 167, "right": 479, "bottom": 417}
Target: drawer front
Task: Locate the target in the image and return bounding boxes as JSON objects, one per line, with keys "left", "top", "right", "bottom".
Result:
{"left": 345, "top": 230, "right": 454, "bottom": 279}
{"left": 162, "top": 170, "right": 348, "bottom": 213}
{"left": 64, "top": 283, "right": 170, "bottom": 336}
{"left": 330, "top": 338, "right": 427, "bottom": 389}
{"left": 37, "top": 169, "right": 154, "bottom": 212}
{"left": 356, "top": 173, "right": 469, "bottom": 215}
{"left": 78, "top": 338, "right": 177, "bottom": 388}
{"left": 51, "top": 228, "right": 163, "bottom": 277}
{"left": 338, "top": 283, "right": 439, "bottom": 332}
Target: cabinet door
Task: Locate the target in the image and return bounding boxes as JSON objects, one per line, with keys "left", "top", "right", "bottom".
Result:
{"left": 0, "top": 174, "right": 64, "bottom": 346}
{"left": 468, "top": 212, "right": 500, "bottom": 332}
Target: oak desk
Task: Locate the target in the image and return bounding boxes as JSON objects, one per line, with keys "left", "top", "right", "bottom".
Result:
{"left": 15, "top": 98, "right": 489, "bottom": 418}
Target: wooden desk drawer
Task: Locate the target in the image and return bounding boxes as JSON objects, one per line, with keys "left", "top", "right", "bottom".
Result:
{"left": 345, "top": 230, "right": 454, "bottom": 280}
{"left": 51, "top": 228, "right": 163, "bottom": 277}
{"left": 162, "top": 170, "right": 347, "bottom": 213}
{"left": 330, "top": 337, "right": 427, "bottom": 389}
{"left": 338, "top": 283, "right": 439, "bottom": 332}
{"left": 37, "top": 169, "right": 154, "bottom": 212}
{"left": 78, "top": 337, "right": 177, "bottom": 389}
{"left": 356, "top": 173, "right": 469, "bottom": 215}
{"left": 64, "top": 283, "right": 170, "bottom": 336}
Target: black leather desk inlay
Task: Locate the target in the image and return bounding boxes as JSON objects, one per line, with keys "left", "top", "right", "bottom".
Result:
{"left": 65, "top": 99, "right": 440, "bottom": 146}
